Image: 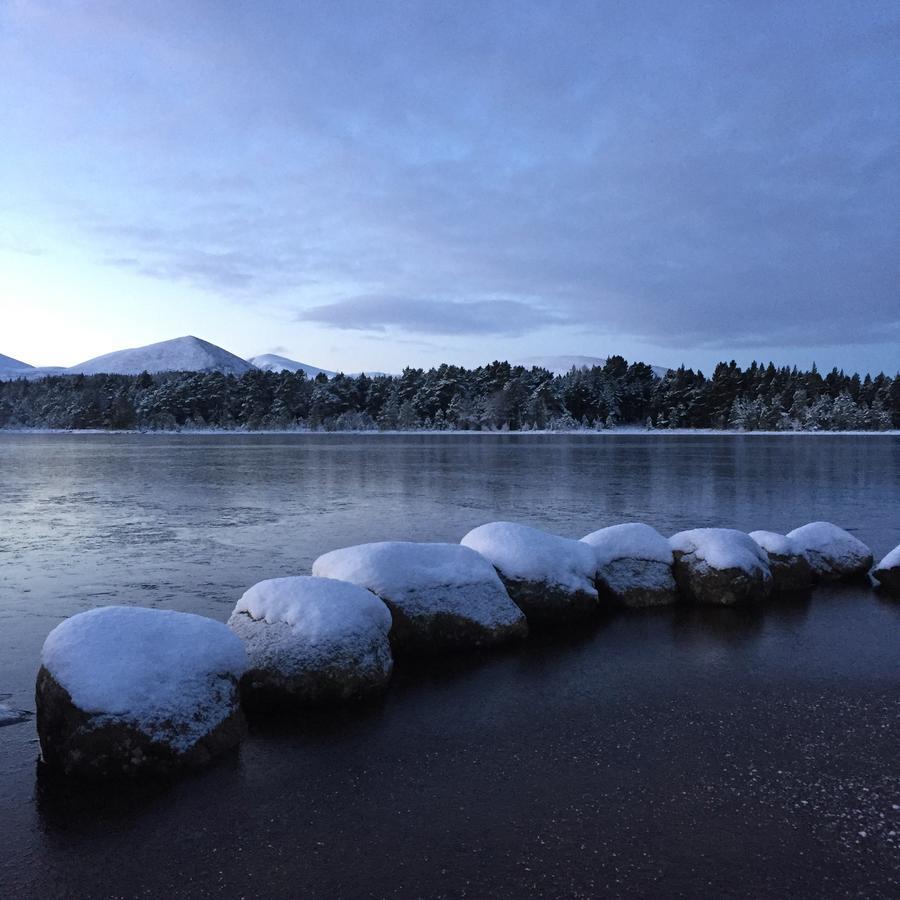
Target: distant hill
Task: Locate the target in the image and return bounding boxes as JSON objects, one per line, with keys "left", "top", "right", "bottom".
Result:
{"left": 0, "top": 352, "right": 34, "bottom": 379}
{"left": 248, "top": 354, "right": 336, "bottom": 379}
{"left": 515, "top": 355, "right": 671, "bottom": 378}
{"left": 0, "top": 354, "right": 61, "bottom": 381}
{"left": 249, "top": 354, "right": 392, "bottom": 379}
{"left": 0, "top": 352, "right": 33, "bottom": 371}
{"left": 67, "top": 336, "right": 255, "bottom": 376}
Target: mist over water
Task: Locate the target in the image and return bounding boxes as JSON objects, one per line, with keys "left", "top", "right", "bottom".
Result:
{"left": 1, "top": 433, "right": 898, "bottom": 897}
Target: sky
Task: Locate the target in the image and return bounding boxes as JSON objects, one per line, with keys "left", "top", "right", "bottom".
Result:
{"left": 0, "top": 0, "right": 898, "bottom": 375}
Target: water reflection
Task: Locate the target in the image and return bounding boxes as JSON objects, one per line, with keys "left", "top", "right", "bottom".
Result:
{"left": 2, "top": 433, "right": 897, "bottom": 899}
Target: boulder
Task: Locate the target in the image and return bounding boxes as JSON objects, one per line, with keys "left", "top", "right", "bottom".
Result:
{"left": 36, "top": 606, "right": 247, "bottom": 778}
{"left": 312, "top": 542, "right": 527, "bottom": 653}
{"left": 785, "top": 522, "right": 873, "bottom": 581}
{"left": 461, "top": 522, "right": 599, "bottom": 624}
{"left": 748, "top": 530, "right": 815, "bottom": 593}
{"left": 228, "top": 576, "right": 393, "bottom": 705}
{"left": 669, "top": 528, "right": 772, "bottom": 605}
{"left": 872, "top": 545, "right": 900, "bottom": 595}
{"left": 581, "top": 523, "right": 677, "bottom": 608}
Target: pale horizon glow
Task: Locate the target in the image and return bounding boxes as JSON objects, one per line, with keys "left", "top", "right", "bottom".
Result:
{"left": 1, "top": 1, "right": 898, "bottom": 376}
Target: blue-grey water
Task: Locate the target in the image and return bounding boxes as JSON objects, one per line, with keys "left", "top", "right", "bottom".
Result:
{"left": 0, "top": 433, "right": 898, "bottom": 898}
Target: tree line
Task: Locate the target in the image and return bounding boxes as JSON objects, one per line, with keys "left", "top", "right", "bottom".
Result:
{"left": 0, "top": 357, "right": 897, "bottom": 432}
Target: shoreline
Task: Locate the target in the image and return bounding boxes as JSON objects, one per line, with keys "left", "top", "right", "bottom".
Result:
{"left": 1, "top": 426, "right": 898, "bottom": 437}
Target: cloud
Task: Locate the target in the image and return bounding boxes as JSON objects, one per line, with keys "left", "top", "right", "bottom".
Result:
{"left": 299, "top": 295, "right": 567, "bottom": 336}
{"left": 1, "top": 1, "right": 897, "bottom": 362}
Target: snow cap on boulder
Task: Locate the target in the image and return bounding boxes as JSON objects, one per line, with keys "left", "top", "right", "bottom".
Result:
{"left": 312, "top": 542, "right": 527, "bottom": 652}
{"left": 581, "top": 523, "right": 677, "bottom": 608}
{"left": 670, "top": 528, "right": 772, "bottom": 605}
{"left": 36, "top": 606, "right": 247, "bottom": 777}
{"left": 461, "top": 522, "right": 599, "bottom": 624}
{"left": 582, "top": 522, "right": 673, "bottom": 568}
{"left": 748, "top": 530, "right": 815, "bottom": 593}
{"left": 229, "top": 576, "right": 393, "bottom": 705}
{"left": 785, "top": 522, "right": 873, "bottom": 581}
{"left": 872, "top": 544, "right": 900, "bottom": 596}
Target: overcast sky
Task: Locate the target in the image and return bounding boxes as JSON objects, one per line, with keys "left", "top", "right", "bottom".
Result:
{"left": 1, "top": 1, "right": 897, "bottom": 374}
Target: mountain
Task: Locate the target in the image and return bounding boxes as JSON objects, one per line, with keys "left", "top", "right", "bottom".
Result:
{"left": 67, "top": 336, "right": 255, "bottom": 376}
{"left": 0, "top": 352, "right": 33, "bottom": 371}
{"left": 249, "top": 354, "right": 391, "bottom": 379}
{"left": 248, "top": 354, "right": 336, "bottom": 379}
{"left": 0, "top": 353, "right": 60, "bottom": 381}
{"left": 0, "top": 352, "right": 35, "bottom": 379}
{"left": 515, "top": 355, "right": 671, "bottom": 378}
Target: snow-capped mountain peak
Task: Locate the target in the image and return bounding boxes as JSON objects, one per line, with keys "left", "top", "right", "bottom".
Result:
{"left": 67, "top": 336, "right": 255, "bottom": 376}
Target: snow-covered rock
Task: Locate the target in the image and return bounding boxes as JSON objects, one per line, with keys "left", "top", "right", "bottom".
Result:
{"left": 228, "top": 576, "right": 393, "bottom": 705}
{"left": 872, "top": 545, "right": 900, "bottom": 595}
{"left": 461, "top": 522, "right": 599, "bottom": 624}
{"left": 669, "top": 528, "right": 772, "bottom": 605}
{"left": 581, "top": 523, "right": 677, "bottom": 608}
{"left": 748, "top": 530, "right": 815, "bottom": 593}
{"left": 67, "top": 335, "right": 254, "bottom": 376}
{"left": 312, "top": 542, "right": 527, "bottom": 652}
{"left": 785, "top": 522, "right": 874, "bottom": 581}
{"left": 36, "top": 607, "right": 247, "bottom": 777}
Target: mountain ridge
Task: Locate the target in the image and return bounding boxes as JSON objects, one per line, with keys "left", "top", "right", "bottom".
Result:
{"left": 248, "top": 354, "right": 336, "bottom": 379}
{"left": 0, "top": 339, "right": 671, "bottom": 382}
{"left": 0, "top": 353, "right": 34, "bottom": 371}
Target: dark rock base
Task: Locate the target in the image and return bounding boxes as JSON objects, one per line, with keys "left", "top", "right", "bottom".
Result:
{"left": 766, "top": 552, "right": 815, "bottom": 593}
{"left": 672, "top": 555, "right": 772, "bottom": 606}
{"left": 501, "top": 578, "right": 599, "bottom": 626}
{"left": 385, "top": 603, "right": 528, "bottom": 654}
{"left": 35, "top": 667, "right": 246, "bottom": 778}
{"left": 805, "top": 550, "right": 874, "bottom": 583}
{"left": 240, "top": 659, "right": 392, "bottom": 709}
{"left": 873, "top": 566, "right": 900, "bottom": 596}
{"left": 596, "top": 559, "right": 678, "bottom": 608}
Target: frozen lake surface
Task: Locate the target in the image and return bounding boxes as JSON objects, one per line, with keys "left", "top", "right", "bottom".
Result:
{"left": 1, "top": 432, "right": 898, "bottom": 897}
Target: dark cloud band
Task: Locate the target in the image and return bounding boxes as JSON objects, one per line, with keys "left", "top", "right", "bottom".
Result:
{"left": 299, "top": 296, "right": 566, "bottom": 337}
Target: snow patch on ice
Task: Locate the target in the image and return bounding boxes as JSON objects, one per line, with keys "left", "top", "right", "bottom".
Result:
{"left": 0, "top": 702, "right": 31, "bottom": 727}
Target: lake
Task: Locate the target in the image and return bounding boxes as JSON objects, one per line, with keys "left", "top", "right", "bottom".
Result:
{"left": 1, "top": 433, "right": 898, "bottom": 897}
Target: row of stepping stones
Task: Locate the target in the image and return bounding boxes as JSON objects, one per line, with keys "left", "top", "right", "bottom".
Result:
{"left": 35, "top": 522, "right": 899, "bottom": 778}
